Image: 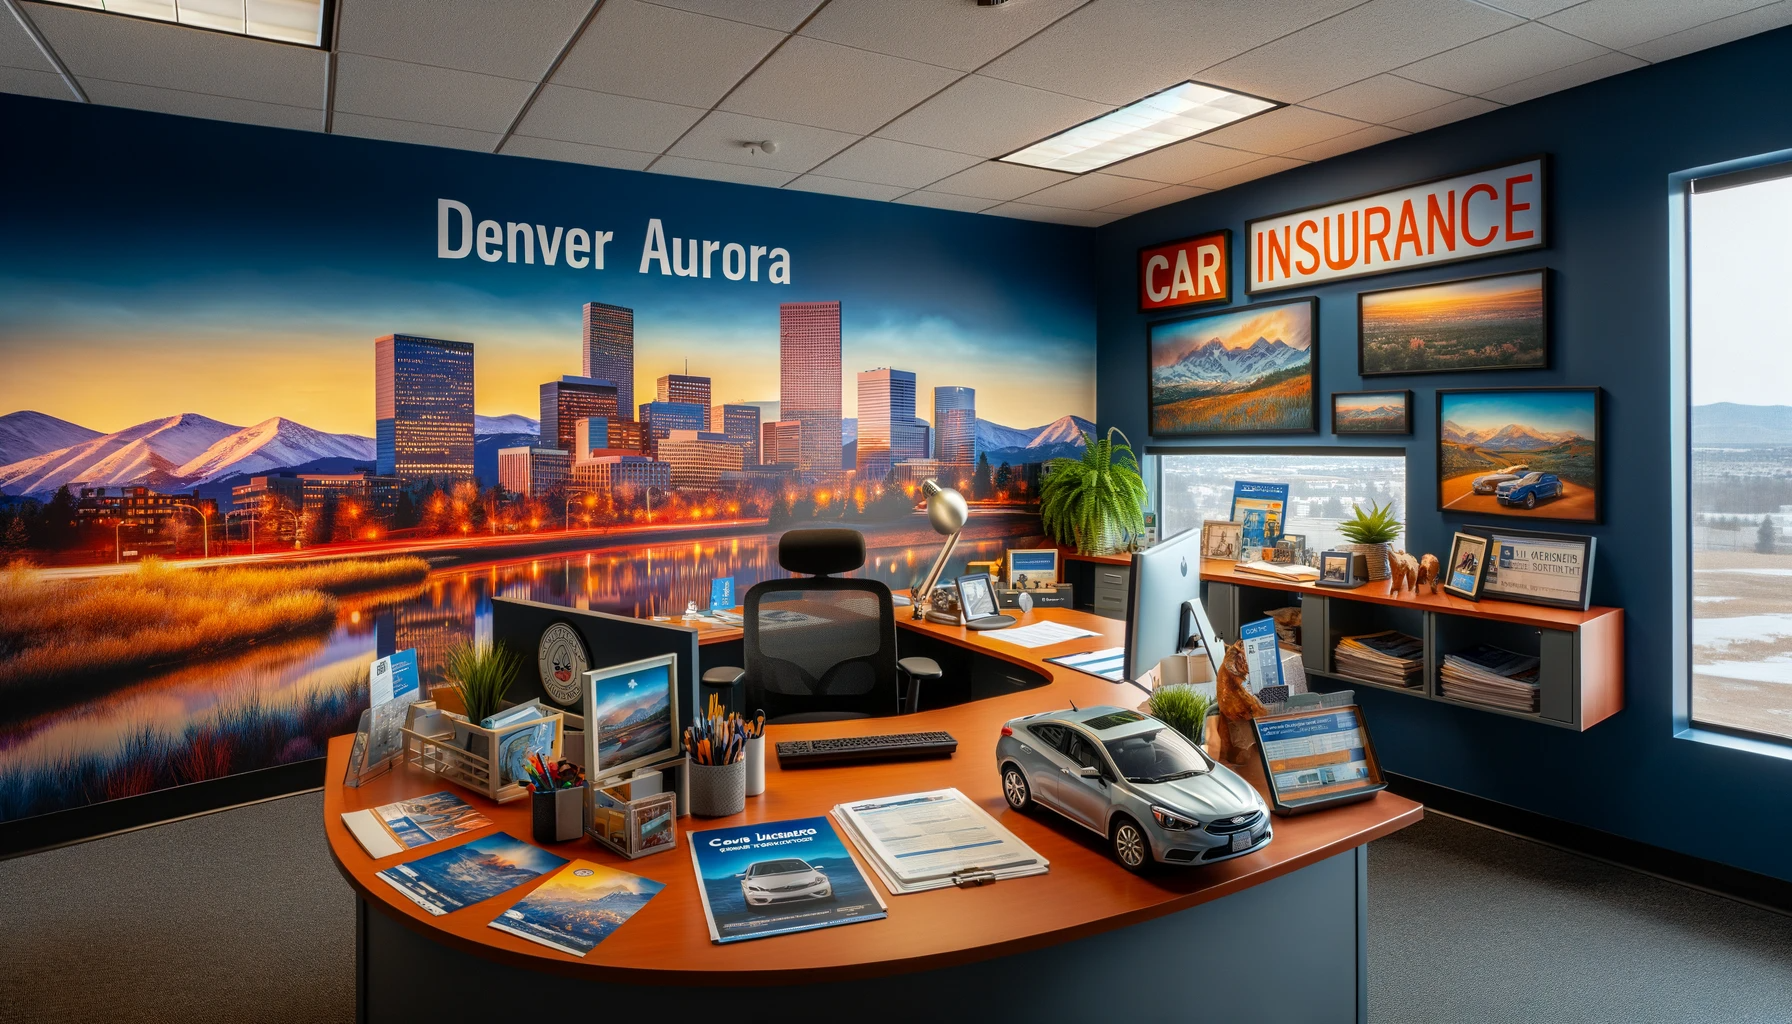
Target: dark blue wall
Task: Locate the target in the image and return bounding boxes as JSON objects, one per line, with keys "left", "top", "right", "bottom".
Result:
{"left": 1095, "top": 27, "right": 1792, "bottom": 882}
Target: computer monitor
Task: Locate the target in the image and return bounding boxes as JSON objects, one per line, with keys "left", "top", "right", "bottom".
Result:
{"left": 1123, "top": 527, "right": 1223, "bottom": 688}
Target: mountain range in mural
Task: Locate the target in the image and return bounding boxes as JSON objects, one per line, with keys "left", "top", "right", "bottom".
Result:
{"left": 1152, "top": 336, "right": 1308, "bottom": 396}
{"left": 1440, "top": 420, "right": 1585, "bottom": 450}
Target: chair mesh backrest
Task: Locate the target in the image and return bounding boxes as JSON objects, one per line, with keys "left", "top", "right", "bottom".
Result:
{"left": 743, "top": 578, "right": 899, "bottom": 720}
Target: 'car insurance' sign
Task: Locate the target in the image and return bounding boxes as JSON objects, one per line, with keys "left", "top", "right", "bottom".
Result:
{"left": 1138, "top": 229, "right": 1230, "bottom": 311}
{"left": 1247, "top": 157, "right": 1545, "bottom": 293}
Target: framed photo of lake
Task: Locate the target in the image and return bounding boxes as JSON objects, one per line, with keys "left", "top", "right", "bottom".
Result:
{"left": 1147, "top": 297, "right": 1318, "bottom": 435}
{"left": 1437, "top": 387, "right": 1601, "bottom": 523}
{"left": 1332, "top": 390, "right": 1412, "bottom": 434}
{"left": 1359, "top": 269, "right": 1547, "bottom": 376}
{"left": 1476, "top": 528, "right": 1595, "bottom": 610}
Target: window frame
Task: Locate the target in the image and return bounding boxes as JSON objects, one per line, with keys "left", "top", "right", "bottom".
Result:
{"left": 1148, "top": 444, "right": 1409, "bottom": 547}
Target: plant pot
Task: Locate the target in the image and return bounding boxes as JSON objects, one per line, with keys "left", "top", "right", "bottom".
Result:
{"left": 1346, "top": 542, "right": 1392, "bottom": 581}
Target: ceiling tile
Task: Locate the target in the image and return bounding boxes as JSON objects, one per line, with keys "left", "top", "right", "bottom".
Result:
{"left": 1021, "top": 172, "right": 1160, "bottom": 210}
{"left": 514, "top": 85, "right": 705, "bottom": 152}
{"left": 1, "top": 6, "right": 56, "bottom": 72}
{"left": 875, "top": 74, "right": 1110, "bottom": 159}
{"left": 1282, "top": 123, "right": 1406, "bottom": 161}
{"left": 720, "top": 36, "right": 960, "bottom": 134}
{"left": 1383, "top": 94, "right": 1501, "bottom": 131}
{"left": 1187, "top": 155, "right": 1306, "bottom": 191}
{"left": 983, "top": 201, "right": 1117, "bottom": 227}
{"left": 0, "top": 66, "right": 73, "bottom": 99}
{"left": 924, "top": 160, "right": 1073, "bottom": 201}
{"left": 1200, "top": 0, "right": 1522, "bottom": 103}
{"left": 643, "top": 0, "right": 826, "bottom": 32}
{"left": 801, "top": 0, "right": 1086, "bottom": 73}
{"left": 648, "top": 154, "right": 798, "bottom": 187}
{"left": 1195, "top": 105, "right": 1370, "bottom": 156}
{"left": 331, "top": 112, "right": 502, "bottom": 152}
{"left": 1474, "top": 0, "right": 1580, "bottom": 15}
{"left": 782, "top": 174, "right": 910, "bottom": 201}
{"left": 501, "top": 135, "right": 657, "bottom": 171}
{"left": 1302, "top": 74, "right": 1462, "bottom": 123}
{"left": 979, "top": 0, "right": 1362, "bottom": 105}
{"left": 1102, "top": 138, "right": 1259, "bottom": 184}
{"left": 1098, "top": 184, "right": 1209, "bottom": 217}
{"left": 335, "top": 0, "right": 593, "bottom": 81}
{"left": 1624, "top": 0, "right": 1792, "bottom": 62}
{"left": 666, "top": 110, "right": 856, "bottom": 172}
{"left": 552, "top": 0, "right": 784, "bottom": 108}
{"left": 1543, "top": 0, "right": 1771, "bottom": 51}
{"left": 1395, "top": 23, "right": 1609, "bottom": 96}
{"left": 809, "top": 137, "right": 982, "bottom": 189}
{"left": 333, "top": 54, "right": 535, "bottom": 133}
{"left": 79, "top": 77, "right": 320, "bottom": 128}
{"left": 895, "top": 190, "right": 1002, "bottom": 213}
{"left": 25, "top": 1, "right": 324, "bottom": 106}
{"left": 1480, "top": 51, "right": 1646, "bottom": 105}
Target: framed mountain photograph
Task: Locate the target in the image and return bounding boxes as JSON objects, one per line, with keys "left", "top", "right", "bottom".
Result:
{"left": 1359, "top": 269, "right": 1547, "bottom": 376}
{"left": 1437, "top": 387, "right": 1601, "bottom": 523}
{"left": 1147, "top": 297, "right": 1318, "bottom": 436}
{"left": 1332, "top": 390, "right": 1413, "bottom": 435}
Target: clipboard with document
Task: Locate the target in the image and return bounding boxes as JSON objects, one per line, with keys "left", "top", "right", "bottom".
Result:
{"left": 831, "top": 788, "right": 1049, "bottom": 896}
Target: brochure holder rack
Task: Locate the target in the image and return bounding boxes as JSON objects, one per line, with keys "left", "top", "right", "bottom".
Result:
{"left": 399, "top": 700, "right": 564, "bottom": 803}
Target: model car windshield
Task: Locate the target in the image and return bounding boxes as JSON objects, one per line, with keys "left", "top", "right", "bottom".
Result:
{"left": 1102, "top": 727, "right": 1212, "bottom": 783}
{"left": 747, "top": 859, "right": 810, "bottom": 876}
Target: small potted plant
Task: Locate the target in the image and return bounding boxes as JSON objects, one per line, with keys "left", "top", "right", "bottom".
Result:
{"left": 1338, "top": 501, "right": 1402, "bottom": 581}
{"left": 1147, "top": 684, "right": 1216, "bottom": 746}
{"left": 442, "top": 639, "right": 522, "bottom": 756}
{"left": 1040, "top": 427, "right": 1148, "bottom": 555}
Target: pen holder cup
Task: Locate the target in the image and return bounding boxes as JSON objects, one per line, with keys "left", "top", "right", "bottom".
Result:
{"left": 745, "top": 736, "right": 765, "bottom": 797}
{"left": 686, "top": 758, "right": 746, "bottom": 817}
{"left": 532, "top": 782, "right": 586, "bottom": 843}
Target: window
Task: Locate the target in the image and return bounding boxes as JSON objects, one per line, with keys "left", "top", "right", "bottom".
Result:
{"left": 1686, "top": 158, "right": 1792, "bottom": 743}
{"left": 1157, "top": 450, "right": 1408, "bottom": 554}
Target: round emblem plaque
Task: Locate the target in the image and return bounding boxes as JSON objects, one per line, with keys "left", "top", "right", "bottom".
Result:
{"left": 537, "top": 622, "right": 589, "bottom": 706}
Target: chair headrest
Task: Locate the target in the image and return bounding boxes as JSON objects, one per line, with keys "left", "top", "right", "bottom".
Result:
{"left": 779, "top": 528, "right": 866, "bottom": 576}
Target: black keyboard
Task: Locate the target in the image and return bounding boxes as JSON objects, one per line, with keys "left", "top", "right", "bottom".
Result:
{"left": 775, "top": 731, "right": 958, "bottom": 767}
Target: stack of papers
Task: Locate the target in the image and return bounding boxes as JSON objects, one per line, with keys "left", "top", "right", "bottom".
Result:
{"left": 1233, "top": 560, "right": 1322, "bottom": 582}
{"left": 1333, "top": 631, "right": 1424, "bottom": 688}
{"left": 981, "top": 620, "right": 1100, "bottom": 648}
{"left": 832, "top": 788, "right": 1049, "bottom": 895}
{"left": 1441, "top": 645, "right": 1541, "bottom": 712}
{"left": 342, "top": 790, "right": 492, "bottom": 858}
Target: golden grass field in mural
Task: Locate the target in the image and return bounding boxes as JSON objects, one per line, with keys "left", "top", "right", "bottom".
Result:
{"left": 1149, "top": 375, "right": 1314, "bottom": 435}
{"left": 0, "top": 556, "right": 429, "bottom": 692}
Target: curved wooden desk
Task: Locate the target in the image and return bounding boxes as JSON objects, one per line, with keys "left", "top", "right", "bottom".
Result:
{"left": 325, "top": 607, "right": 1420, "bottom": 1020}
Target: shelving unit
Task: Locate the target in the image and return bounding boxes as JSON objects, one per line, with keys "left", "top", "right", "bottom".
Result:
{"left": 1199, "top": 559, "right": 1623, "bottom": 731}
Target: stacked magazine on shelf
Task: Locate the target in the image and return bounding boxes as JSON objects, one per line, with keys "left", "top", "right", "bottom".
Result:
{"left": 1332, "top": 631, "right": 1424, "bottom": 688}
{"left": 1440, "top": 645, "right": 1542, "bottom": 712}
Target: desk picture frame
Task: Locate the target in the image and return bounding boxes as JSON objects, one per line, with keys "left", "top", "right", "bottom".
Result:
{"left": 1442, "top": 531, "right": 1490, "bottom": 600}
{"left": 582, "top": 653, "right": 680, "bottom": 783}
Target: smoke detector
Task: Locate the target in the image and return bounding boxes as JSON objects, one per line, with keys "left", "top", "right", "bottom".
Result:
{"left": 743, "top": 140, "right": 779, "bottom": 155}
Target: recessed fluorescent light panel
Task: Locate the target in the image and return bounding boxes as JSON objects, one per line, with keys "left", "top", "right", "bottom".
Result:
{"left": 38, "top": 0, "right": 329, "bottom": 47}
{"left": 1000, "top": 81, "right": 1281, "bottom": 175}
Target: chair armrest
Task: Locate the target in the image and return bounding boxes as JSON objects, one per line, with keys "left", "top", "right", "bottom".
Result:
{"left": 896, "top": 657, "right": 942, "bottom": 715}
{"left": 701, "top": 667, "right": 745, "bottom": 687}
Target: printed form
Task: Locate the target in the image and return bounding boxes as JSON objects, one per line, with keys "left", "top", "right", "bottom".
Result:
{"left": 833, "top": 788, "right": 1048, "bottom": 894}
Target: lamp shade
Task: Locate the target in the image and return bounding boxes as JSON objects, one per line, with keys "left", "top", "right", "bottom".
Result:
{"left": 921, "top": 479, "right": 968, "bottom": 535}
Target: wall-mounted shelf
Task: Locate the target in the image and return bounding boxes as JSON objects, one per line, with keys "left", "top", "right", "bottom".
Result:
{"left": 1198, "top": 559, "right": 1623, "bottom": 732}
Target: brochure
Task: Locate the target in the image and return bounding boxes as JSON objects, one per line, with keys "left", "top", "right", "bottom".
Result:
{"left": 1230, "top": 480, "right": 1289, "bottom": 556}
{"left": 832, "top": 788, "right": 1048, "bottom": 896}
{"left": 376, "top": 832, "right": 566, "bottom": 916}
{"left": 489, "top": 859, "right": 664, "bottom": 957}
{"left": 344, "top": 648, "right": 422, "bottom": 785}
{"left": 1240, "top": 617, "right": 1286, "bottom": 695}
{"left": 341, "top": 789, "right": 493, "bottom": 859}
{"left": 688, "top": 816, "right": 887, "bottom": 944}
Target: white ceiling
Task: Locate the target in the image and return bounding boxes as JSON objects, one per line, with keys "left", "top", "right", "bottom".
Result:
{"left": 5, "top": 0, "right": 1791, "bottom": 225}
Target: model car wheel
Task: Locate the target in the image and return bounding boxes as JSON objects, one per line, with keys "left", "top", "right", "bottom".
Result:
{"left": 1001, "top": 764, "right": 1033, "bottom": 812}
{"left": 1110, "top": 814, "right": 1153, "bottom": 873}
{"left": 1524, "top": 493, "right": 1537, "bottom": 509}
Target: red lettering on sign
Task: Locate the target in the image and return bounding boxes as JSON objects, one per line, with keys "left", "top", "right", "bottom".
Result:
{"left": 1323, "top": 211, "right": 1358, "bottom": 271}
{"left": 1294, "top": 219, "right": 1320, "bottom": 275}
{"left": 1426, "top": 190, "right": 1455, "bottom": 255}
{"left": 1505, "top": 174, "right": 1534, "bottom": 241}
{"left": 1364, "top": 206, "right": 1392, "bottom": 264}
{"left": 1393, "top": 200, "right": 1421, "bottom": 260}
{"left": 1462, "top": 183, "right": 1498, "bottom": 246}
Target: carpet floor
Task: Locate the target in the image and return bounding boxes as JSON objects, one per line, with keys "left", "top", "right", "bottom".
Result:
{"left": 1, "top": 795, "right": 1787, "bottom": 1023}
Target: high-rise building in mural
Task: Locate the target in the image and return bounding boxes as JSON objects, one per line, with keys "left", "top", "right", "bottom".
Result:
{"left": 779, "top": 301, "right": 842, "bottom": 475}
{"left": 712, "top": 404, "right": 762, "bottom": 465}
{"left": 540, "top": 375, "right": 620, "bottom": 454}
{"left": 656, "top": 374, "right": 712, "bottom": 428}
{"left": 637, "top": 400, "right": 705, "bottom": 458}
{"left": 374, "top": 334, "right": 475, "bottom": 483}
{"left": 658, "top": 430, "right": 746, "bottom": 489}
{"left": 856, "top": 368, "right": 929, "bottom": 468}
{"left": 761, "top": 420, "right": 801, "bottom": 466}
{"left": 582, "top": 302, "right": 634, "bottom": 415}
{"left": 933, "top": 385, "right": 976, "bottom": 464}
{"left": 497, "top": 446, "right": 571, "bottom": 497}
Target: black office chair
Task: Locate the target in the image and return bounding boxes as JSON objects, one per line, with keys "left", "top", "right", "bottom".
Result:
{"left": 702, "top": 528, "right": 941, "bottom": 723}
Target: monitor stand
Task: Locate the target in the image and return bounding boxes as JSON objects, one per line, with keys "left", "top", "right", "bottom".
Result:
{"left": 965, "top": 614, "right": 1017, "bottom": 631}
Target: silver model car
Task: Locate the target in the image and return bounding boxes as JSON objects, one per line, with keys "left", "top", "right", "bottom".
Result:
{"left": 738, "top": 857, "right": 831, "bottom": 907}
{"left": 996, "top": 706, "right": 1271, "bottom": 872}
{"left": 1472, "top": 464, "right": 1529, "bottom": 494}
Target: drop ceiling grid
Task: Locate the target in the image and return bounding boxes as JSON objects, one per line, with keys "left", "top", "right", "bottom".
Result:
{"left": 4, "top": 0, "right": 1790, "bottom": 225}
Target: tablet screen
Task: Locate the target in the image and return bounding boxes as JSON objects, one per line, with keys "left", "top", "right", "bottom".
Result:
{"left": 956, "top": 574, "right": 999, "bottom": 620}
{"left": 1255, "top": 707, "right": 1381, "bottom": 803}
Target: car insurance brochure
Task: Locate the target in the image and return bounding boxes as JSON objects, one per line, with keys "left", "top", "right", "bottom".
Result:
{"left": 832, "top": 788, "right": 1048, "bottom": 896}
{"left": 341, "top": 789, "right": 493, "bottom": 859}
{"left": 688, "top": 816, "right": 887, "bottom": 944}
{"left": 489, "top": 859, "right": 664, "bottom": 957}
{"left": 376, "top": 832, "right": 567, "bottom": 916}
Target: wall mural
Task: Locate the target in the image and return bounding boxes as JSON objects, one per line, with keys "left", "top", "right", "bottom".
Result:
{"left": 0, "top": 96, "right": 1096, "bottom": 831}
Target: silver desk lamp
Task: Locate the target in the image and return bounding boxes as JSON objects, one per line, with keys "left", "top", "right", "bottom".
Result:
{"left": 910, "top": 478, "right": 968, "bottom": 620}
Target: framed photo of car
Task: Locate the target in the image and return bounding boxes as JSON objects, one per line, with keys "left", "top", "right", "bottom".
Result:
{"left": 1436, "top": 387, "right": 1601, "bottom": 523}
{"left": 1473, "top": 527, "right": 1596, "bottom": 610}
{"left": 1442, "top": 531, "right": 1491, "bottom": 600}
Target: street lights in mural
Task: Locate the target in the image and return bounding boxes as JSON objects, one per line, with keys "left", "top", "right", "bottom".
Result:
{"left": 172, "top": 502, "right": 210, "bottom": 559}
{"left": 269, "top": 508, "right": 306, "bottom": 549}
{"left": 565, "top": 492, "right": 597, "bottom": 531}
{"left": 226, "top": 510, "right": 258, "bottom": 555}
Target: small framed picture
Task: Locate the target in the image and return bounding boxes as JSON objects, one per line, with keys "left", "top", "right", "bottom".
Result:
{"left": 1331, "top": 390, "right": 1413, "bottom": 435}
{"left": 1201, "top": 519, "right": 1244, "bottom": 561}
{"left": 1477, "top": 527, "right": 1596, "bottom": 610}
{"left": 1005, "top": 548, "right": 1060, "bottom": 591}
{"left": 1317, "top": 550, "right": 1365, "bottom": 588}
{"left": 1443, "top": 532, "right": 1491, "bottom": 600}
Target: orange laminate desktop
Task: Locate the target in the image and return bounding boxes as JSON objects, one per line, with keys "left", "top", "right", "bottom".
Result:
{"left": 322, "top": 606, "right": 1422, "bottom": 987}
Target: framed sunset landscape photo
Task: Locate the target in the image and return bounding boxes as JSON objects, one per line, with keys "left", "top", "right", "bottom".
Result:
{"left": 1332, "top": 390, "right": 1412, "bottom": 435}
{"left": 1437, "top": 387, "right": 1601, "bottom": 523}
{"left": 1147, "top": 296, "right": 1317, "bottom": 436}
{"left": 1359, "top": 269, "right": 1548, "bottom": 376}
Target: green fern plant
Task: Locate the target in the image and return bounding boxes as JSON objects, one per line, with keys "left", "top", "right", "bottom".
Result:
{"left": 444, "top": 639, "right": 522, "bottom": 725}
{"left": 1040, "top": 428, "right": 1148, "bottom": 555}
{"left": 1338, "top": 501, "right": 1403, "bottom": 545}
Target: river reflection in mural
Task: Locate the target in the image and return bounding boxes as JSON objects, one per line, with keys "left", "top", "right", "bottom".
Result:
{"left": 0, "top": 518, "right": 1043, "bottom": 822}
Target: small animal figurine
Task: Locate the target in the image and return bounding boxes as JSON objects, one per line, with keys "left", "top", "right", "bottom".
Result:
{"left": 1389, "top": 551, "right": 1420, "bottom": 594}
{"left": 1213, "top": 640, "right": 1269, "bottom": 764}
{"left": 1418, "top": 553, "right": 1442, "bottom": 594}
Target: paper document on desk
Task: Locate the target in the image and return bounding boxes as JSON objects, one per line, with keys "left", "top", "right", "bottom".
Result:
{"left": 1044, "top": 646, "right": 1127, "bottom": 682}
{"left": 832, "top": 788, "right": 1048, "bottom": 896}
{"left": 979, "top": 620, "right": 1100, "bottom": 649}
